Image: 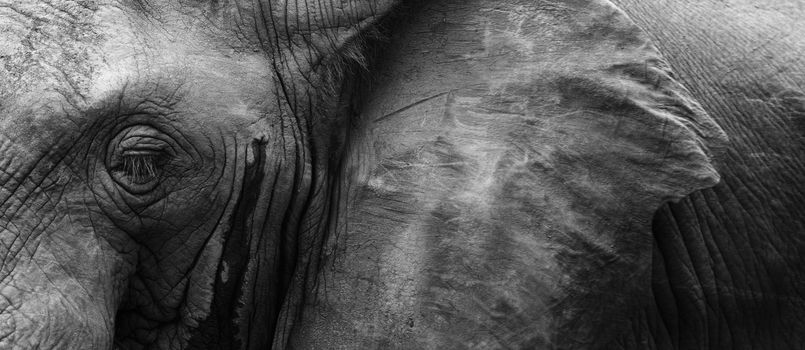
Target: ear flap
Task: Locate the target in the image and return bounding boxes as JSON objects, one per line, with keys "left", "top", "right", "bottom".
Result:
{"left": 290, "top": 0, "right": 726, "bottom": 348}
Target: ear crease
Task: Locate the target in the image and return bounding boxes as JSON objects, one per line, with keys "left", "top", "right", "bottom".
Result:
{"left": 615, "top": 58, "right": 726, "bottom": 147}
{"left": 560, "top": 0, "right": 729, "bottom": 205}
{"left": 607, "top": 52, "right": 728, "bottom": 203}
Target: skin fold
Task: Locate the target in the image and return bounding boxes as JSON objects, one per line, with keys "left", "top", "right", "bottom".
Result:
{"left": 0, "top": 0, "right": 798, "bottom": 349}
{"left": 609, "top": 1, "right": 805, "bottom": 348}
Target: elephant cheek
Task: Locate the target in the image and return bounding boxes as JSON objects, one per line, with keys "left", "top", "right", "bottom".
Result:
{"left": 0, "top": 227, "right": 126, "bottom": 349}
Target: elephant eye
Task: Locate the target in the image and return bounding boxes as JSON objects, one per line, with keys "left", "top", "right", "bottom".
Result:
{"left": 120, "top": 150, "right": 164, "bottom": 184}
{"left": 110, "top": 147, "right": 169, "bottom": 194}
{"left": 107, "top": 125, "right": 175, "bottom": 195}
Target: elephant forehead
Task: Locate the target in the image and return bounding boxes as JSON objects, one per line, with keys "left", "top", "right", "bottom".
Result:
{"left": 0, "top": 1, "right": 101, "bottom": 108}
{"left": 0, "top": 2, "right": 276, "bottom": 139}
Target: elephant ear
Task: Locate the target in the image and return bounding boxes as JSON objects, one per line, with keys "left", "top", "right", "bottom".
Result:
{"left": 287, "top": 0, "right": 726, "bottom": 348}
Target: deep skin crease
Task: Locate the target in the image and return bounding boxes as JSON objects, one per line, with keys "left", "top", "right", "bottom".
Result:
{"left": 0, "top": 0, "right": 361, "bottom": 348}
{"left": 1, "top": 0, "right": 799, "bottom": 349}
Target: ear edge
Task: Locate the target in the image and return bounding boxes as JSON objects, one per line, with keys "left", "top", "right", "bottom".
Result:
{"left": 616, "top": 47, "right": 728, "bottom": 203}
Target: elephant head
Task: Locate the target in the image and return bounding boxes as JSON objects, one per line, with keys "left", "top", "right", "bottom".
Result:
{"left": 0, "top": 0, "right": 725, "bottom": 348}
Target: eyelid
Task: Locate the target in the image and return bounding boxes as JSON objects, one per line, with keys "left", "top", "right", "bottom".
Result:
{"left": 120, "top": 135, "right": 167, "bottom": 144}
{"left": 119, "top": 136, "right": 172, "bottom": 155}
{"left": 121, "top": 147, "right": 166, "bottom": 156}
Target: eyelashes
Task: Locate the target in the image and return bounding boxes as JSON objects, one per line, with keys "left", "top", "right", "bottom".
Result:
{"left": 121, "top": 153, "right": 162, "bottom": 184}
{"left": 106, "top": 125, "right": 182, "bottom": 195}
{"left": 110, "top": 149, "right": 169, "bottom": 194}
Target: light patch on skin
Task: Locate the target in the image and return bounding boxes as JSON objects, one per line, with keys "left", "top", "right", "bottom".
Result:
{"left": 372, "top": 214, "right": 427, "bottom": 335}
{"left": 219, "top": 260, "right": 229, "bottom": 283}
{"left": 477, "top": 7, "right": 542, "bottom": 92}
{"left": 88, "top": 6, "right": 274, "bottom": 110}
{"left": 182, "top": 228, "right": 224, "bottom": 327}
{"left": 451, "top": 145, "right": 501, "bottom": 213}
{"left": 364, "top": 174, "right": 401, "bottom": 195}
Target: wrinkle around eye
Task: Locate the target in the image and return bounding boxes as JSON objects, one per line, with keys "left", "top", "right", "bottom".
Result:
{"left": 107, "top": 125, "right": 177, "bottom": 195}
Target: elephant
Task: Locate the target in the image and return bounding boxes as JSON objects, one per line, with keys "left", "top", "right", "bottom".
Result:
{"left": 0, "top": 0, "right": 801, "bottom": 349}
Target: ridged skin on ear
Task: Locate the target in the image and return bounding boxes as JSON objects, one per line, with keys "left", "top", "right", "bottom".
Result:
{"left": 289, "top": 0, "right": 727, "bottom": 348}
{"left": 236, "top": 0, "right": 398, "bottom": 62}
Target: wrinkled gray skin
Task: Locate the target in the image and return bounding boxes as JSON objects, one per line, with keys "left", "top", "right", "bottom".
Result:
{"left": 0, "top": 0, "right": 800, "bottom": 349}
{"left": 612, "top": 1, "right": 805, "bottom": 348}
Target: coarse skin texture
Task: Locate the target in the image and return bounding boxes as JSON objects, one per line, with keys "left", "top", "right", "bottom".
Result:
{"left": 0, "top": 0, "right": 393, "bottom": 348}
{"left": 287, "top": 0, "right": 725, "bottom": 348}
{"left": 2, "top": 0, "right": 799, "bottom": 349}
{"left": 608, "top": 1, "right": 805, "bottom": 349}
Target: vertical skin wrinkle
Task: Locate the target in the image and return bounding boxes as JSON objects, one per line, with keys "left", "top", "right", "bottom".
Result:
{"left": 187, "top": 140, "right": 266, "bottom": 349}
{"left": 188, "top": 132, "right": 306, "bottom": 350}
{"left": 609, "top": 1, "right": 805, "bottom": 349}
